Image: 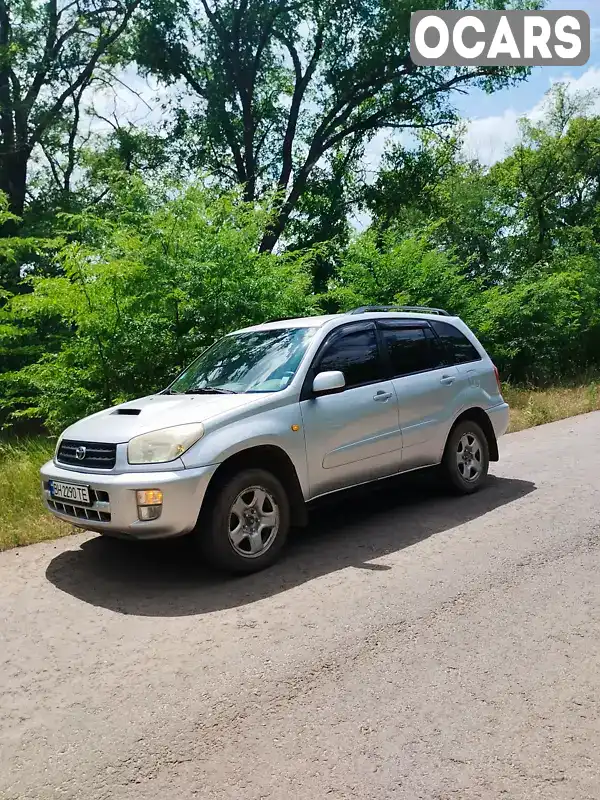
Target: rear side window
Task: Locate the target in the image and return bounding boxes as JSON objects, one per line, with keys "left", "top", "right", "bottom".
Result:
{"left": 380, "top": 326, "right": 444, "bottom": 377}
{"left": 431, "top": 320, "right": 481, "bottom": 364}
{"left": 318, "top": 328, "right": 383, "bottom": 388}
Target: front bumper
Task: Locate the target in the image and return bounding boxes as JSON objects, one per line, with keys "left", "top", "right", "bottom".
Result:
{"left": 40, "top": 460, "right": 218, "bottom": 539}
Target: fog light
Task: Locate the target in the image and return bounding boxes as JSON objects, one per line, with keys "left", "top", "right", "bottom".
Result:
{"left": 136, "top": 489, "right": 163, "bottom": 506}
{"left": 136, "top": 489, "right": 163, "bottom": 521}
{"left": 138, "top": 505, "right": 162, "bottom": 521}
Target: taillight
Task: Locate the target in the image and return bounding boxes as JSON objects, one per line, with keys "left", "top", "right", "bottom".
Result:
{"left": 493, "top": 364, "right": 502, "bottom": 394}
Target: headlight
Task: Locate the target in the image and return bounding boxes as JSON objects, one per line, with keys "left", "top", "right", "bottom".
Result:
{"left": 128, "top": 423, "right": 205, "bottom": 464}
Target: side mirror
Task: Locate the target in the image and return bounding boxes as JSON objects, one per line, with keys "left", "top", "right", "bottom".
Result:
{"left": 312, "top": 370, "right": 345, "bottom": 395}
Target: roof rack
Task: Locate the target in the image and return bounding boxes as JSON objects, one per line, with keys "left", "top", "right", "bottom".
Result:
{"left": 348, "top": 305, "right": 450, "bottom": 317}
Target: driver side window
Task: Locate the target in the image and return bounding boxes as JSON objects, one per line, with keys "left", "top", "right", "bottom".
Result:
{"left": 318, "top": 328, "right": 384, "bottom": 389}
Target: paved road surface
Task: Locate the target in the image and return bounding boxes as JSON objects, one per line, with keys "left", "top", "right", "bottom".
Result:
{"left": 1, "top": 413, "right": 600, "bottom": 800}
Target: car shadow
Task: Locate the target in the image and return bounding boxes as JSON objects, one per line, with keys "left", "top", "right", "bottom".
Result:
{"left": 45, "top": 472, "right": 535, "bottom": 617}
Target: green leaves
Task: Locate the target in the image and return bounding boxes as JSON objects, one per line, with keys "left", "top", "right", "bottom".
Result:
{"left": 133, "top": 0, "right": 533, "bottom": 250}
{"left": 329, "top": 227, "right": 474, "bottom": 316}
{"left": 1, "top": 181, "right": 319, "bottom": 430}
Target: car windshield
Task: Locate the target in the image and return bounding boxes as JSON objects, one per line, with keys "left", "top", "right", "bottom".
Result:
{"left": 168, "top": 327, "right": 317, "bottom": 394}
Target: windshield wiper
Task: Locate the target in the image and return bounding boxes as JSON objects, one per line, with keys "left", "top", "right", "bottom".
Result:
{"left": 183, "top": 387, "right": 238, "bottom": 395}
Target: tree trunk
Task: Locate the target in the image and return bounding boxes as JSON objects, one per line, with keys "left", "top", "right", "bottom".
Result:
{"left": 259, "top": 175, "right": 306, "bottom": 253}
{"left": 0, "top": 148, "right": 28, "bottom": 291}
{"left": 0, "top": 147, "right": 28, "bottom": 219}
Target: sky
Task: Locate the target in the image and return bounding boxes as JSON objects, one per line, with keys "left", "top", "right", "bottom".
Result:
{"left": 362, "top": 0, "right": 600, "bottom": 175}
{"left": 457, "top": 0, "right": 600, "bottom": 164}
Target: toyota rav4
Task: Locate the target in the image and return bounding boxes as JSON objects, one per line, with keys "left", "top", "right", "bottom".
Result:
{"left": 41, "top": 306, "right": 509, "bottom": 573}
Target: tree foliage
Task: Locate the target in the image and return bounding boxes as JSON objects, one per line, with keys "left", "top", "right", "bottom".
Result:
{"left": 0, "top": 0, "right": 145, "bottom": 206}
{"left": 1, "top": 180, "right": 318, "bottom": 429}
{"left": 1, "top": 3, "right": 600, "bottom": 432}
{"left": 135, "top": 0, "right": 535, "bottom": 251}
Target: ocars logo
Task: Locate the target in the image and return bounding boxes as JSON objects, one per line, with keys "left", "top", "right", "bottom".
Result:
{"left": 410, "top": 10, "right": 590, "bottom": 67}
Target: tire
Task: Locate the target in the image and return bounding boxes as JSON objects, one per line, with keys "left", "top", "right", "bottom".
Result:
{"left": 195, "top": 468, "right": 290, "bottom": 574}
{"left": 441, "top": 419, "right": 490, "bottom": 495}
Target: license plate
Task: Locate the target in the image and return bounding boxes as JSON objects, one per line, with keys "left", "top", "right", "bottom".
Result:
{"left": 49, "top": 481, "right": 91, "bottom": 505}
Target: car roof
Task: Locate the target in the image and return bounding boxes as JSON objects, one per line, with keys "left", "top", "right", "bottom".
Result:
{"left": 231, "top": 311, "right": 460, "bottom": 335}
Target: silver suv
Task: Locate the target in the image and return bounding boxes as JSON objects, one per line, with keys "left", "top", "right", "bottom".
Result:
{"left": 41, "top": 306, "right": 509, "bottom": 573}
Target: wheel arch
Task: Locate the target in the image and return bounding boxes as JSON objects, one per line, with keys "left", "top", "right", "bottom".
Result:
{"left": 448, "top": 407, "right": 499, "bottom": 462}
{"left": 202, "top": 445, "right": 308, "bottom": 527}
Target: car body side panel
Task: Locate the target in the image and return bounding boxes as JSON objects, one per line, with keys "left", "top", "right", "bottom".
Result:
{"left": 487, "top": 403, "right": 510, "bottom": 439}
{"left": 455, "top": 357, "right": 504, "bottom": 408}
{"left": 430, "top": 359, "right": 508, "bottom": 464}
{"left": 180, "top": 397, "right": 310, "bottom": 499}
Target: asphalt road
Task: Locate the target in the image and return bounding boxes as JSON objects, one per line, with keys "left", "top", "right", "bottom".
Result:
{"left": 1, "top": 413, "right": 600, "bottom": 800}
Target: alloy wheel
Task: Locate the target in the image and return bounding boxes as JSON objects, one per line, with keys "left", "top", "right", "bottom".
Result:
{"left": 456, "top": 432, "right": 483, "bottom": 482}
{"left": 227, "top": 485, "right": 280, "bottom": 558}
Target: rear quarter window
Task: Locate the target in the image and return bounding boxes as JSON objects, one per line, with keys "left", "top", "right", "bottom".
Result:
{"left": 430, "top": 320, "right": 482, "bottom": 365}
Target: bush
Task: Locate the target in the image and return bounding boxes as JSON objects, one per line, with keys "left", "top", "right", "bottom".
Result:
{"left": 329, "top": 228, "right": 474, "bottom": 316}
{"left": 473, "top": 257, "right": 600, "bottom": 383}
{"left": 1, "top": 184, "right": 319, "bottom": 431}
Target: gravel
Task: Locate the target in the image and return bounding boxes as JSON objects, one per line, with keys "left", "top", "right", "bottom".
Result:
{"left": 1, "top": 412, "right": 600, "bottom": 799}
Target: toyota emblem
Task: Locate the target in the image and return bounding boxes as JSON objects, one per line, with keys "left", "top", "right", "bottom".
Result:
{"left": 75, "top": 446, "right": 87, "bottom": 460}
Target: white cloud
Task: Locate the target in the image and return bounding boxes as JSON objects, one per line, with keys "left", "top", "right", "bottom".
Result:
{"left": 363, "top": 67, "right": 600, "bottom": 172}
{"left": 362, "top": 128, "right": 415, "bottom": 183}
{"left": 463, "top": 65, "right": 600, "bottom": 166}
{"left": 554, "top": 64, "right": 600, "bottom": 104}
{"left": 462, "top": 109, "right": 522, "bottom": 166}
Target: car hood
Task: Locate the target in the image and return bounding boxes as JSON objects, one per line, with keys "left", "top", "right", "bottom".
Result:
{"left": 60, "top": 393, "right": 264, "bottom": 443}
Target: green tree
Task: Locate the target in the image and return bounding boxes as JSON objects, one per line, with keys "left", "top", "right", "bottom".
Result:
{"left": 329, "top": 226, "right": 474, "bottom": 315}
{"left": 1, "top": 180, "right": 319, "bottom": 430}
{"left": 367, "top": 132, "right": 509, "bottom": 285}
{"left": 136, "top": 0, "right": 536, "bottom": 252}
{"left": 0, "top": 0, "right": 142, "bottom": 253}
{"left": 474, "top": 256, "right": 600, "bottom": 382}
{"left": 491, "top": 84, "right": 600, "bottom": 274}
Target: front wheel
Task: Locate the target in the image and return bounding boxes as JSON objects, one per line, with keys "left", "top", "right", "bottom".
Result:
{"left": 441, "top": 420, "right": 490, "bottom": 495}
{"left": 195, "top": 468, "right": 290, "bottom": 574}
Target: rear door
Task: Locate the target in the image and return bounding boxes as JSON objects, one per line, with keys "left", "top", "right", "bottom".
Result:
{"left": 376, "top": 320, "right": 459, "bottom": 470}
{"left": 299, "top": 322, "right": 402, "bottom": 498}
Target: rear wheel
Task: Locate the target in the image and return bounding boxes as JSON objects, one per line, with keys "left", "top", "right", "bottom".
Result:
{"left": 195, "top": 468, "right": 290, "bottom": 574}
{"left": 441, "top": 420, "right": 489, "bottom": 494}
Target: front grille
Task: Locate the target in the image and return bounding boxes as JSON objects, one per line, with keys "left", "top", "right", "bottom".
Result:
{"left": 47, "top": 499, "right": 111, "bottom": 523}
{"left": 57, "top": 440, "right": 117, "bottom": 469}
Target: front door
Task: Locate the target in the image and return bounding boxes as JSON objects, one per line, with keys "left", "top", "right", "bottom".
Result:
{"left": 299, "top": 322, "right": 402, "bottom": 499}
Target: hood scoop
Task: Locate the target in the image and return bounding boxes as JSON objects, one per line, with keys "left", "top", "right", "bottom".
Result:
{"left": 113, "top": 408, "right": 142, "bottom": 416}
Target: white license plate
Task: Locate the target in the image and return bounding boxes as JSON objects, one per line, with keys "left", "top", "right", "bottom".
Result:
{"left": 49, "top": 481, "right": 91, "bottom": 505}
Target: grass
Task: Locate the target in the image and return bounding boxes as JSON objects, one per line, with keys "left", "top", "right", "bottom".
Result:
{"left": 504, "top": 381, "right": 600, "bottom": 433}
{"left": 0, "top": 438, "right": 72, "bottom": 551}
{"left": 1, "top": 380, "right": 600, "bottom": 551}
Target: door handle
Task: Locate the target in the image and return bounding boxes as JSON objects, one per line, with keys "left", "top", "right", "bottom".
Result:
{"left": 373, "top": 391, "right": 393, "bottom": 402}
{"left": 440, "top": 375, "right": 455, "bottom": 385}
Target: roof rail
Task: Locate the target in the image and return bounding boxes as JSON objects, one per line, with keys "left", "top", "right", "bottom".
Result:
{"left": 348, "top": 305, "right": 450, "bottom": 317}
